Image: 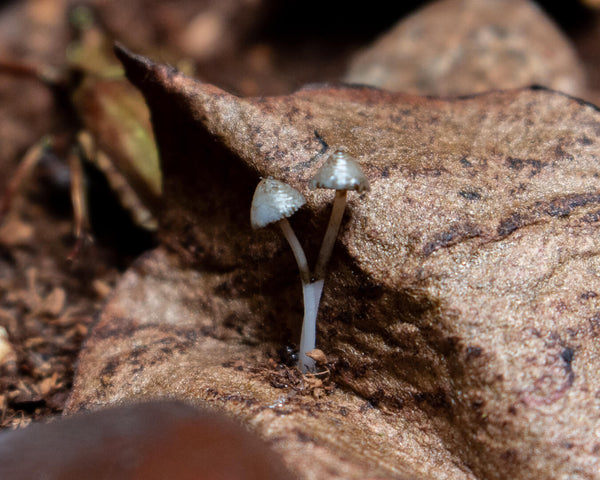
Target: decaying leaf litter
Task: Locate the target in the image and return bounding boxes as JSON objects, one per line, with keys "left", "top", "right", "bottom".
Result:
{"left": 0, "top": 0, "right": 389, "bottom": 431}
{"left": 1, "top": 0, "right": 597, "bottom": 478}
{"left": 61, "top": 41, "right": 600, "bottom": 479}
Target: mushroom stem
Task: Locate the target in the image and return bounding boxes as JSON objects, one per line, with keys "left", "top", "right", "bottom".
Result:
{"left": 278, "top": 218, "right": 310, "bottom": 286}
{"left": 298, "top": 189, "right": 348, "bottom": 372}
{"left": 314, "top": 190, "right": 347, "bottom": 281}
{"left": 278, "top": 218, "right": 321, "bottom": 372}
{"left": 298, "top": 279, "right": 323, "bottom": 372}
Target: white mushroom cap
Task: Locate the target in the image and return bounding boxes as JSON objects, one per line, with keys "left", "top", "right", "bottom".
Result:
{"left": 251, "top": 177, "right": 306, "bottom": 229}
{"left": 309, "top": 149, "right": 370, "bottom": 192}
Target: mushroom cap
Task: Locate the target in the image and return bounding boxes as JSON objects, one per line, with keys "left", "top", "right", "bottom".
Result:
{"left": 309, "top": 149, "right": 370, "bottom": 192}
{"left": 250, "top": 177, "right": 306, "bottom": 229}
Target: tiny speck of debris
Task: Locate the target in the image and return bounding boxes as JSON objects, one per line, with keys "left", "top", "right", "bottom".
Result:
{"left": 305, "top": 348, "right": 328, "bottom": 365}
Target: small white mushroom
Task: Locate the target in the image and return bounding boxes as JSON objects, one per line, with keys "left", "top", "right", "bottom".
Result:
{"left": 294, "top": 149, "right": 369, "bottom": 373}
{"left": 310, "top": 148, "right": 369, "bottom": 280}
{"left": 251, "top": 177, "right": 309, "bottom": 284}
{"left": 251, "top": 177, "right": 317, "bottom": 372}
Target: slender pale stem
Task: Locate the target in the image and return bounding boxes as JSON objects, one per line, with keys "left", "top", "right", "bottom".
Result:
{"left": 277, "top": 218, "right": 323, "bottom": 372}
{"left": 296, "top": 189, "right": 349, "bottom": 372}
{"left": 278, "top": 218, "right": 310, "bottom": 285}
{"left": 298, "top": 279, "right": 323, "bottom": 372}
{"left": 314, "top": 190, "right": 347, "bottom": 280}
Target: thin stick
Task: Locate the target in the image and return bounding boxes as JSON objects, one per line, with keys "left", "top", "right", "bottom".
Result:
{"left": 0, "top": 139, "right": 49, "bottom": 219}
{"left": 0, "top": 58, "right": 60, "bottom": 84}
{"left": 67, "top": 148, "right": 93, "bottom": 261}
{"left": 68, "top": 148, "right": 90, "bottom": 238}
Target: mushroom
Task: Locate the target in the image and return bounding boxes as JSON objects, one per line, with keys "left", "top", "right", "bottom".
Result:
{"left": 296, "top": 149, "right": 369, "bottom": 372}
{"left": 310, "top": 148, "right": 370, "bottom": 281}
{"left": 251, "top": 177, "right": 309, "bottom": 284}
{"left": 250, "top": 177, "right": 317, "bottom": 372}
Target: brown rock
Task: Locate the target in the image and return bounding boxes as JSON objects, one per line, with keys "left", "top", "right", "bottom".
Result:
{"left": 0, "top": 400, "right": 294, "bottom": 480}
{"left": 344, "top": 0, "right": 586, "bottom": 97}
{"left": 68, "top": 48, "right": 600, "bottom": 479}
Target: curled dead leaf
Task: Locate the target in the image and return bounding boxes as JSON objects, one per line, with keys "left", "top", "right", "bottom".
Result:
{"left": 67, "top": 47, "right": 600, "bottom": 479}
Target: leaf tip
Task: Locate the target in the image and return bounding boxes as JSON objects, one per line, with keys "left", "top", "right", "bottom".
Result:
{"left": 113, "top": 42, "right": 155, "bottom": 79}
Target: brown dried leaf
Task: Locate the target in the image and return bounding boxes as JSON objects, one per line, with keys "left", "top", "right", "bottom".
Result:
{"left": 344, "top": 0, "right": 587, "bottom": 97}
{"left": 69, "top": 248, "right": 463, "bottom": 480}
{"left": 68, "top": 48, "right": 600, "bottom": 480}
